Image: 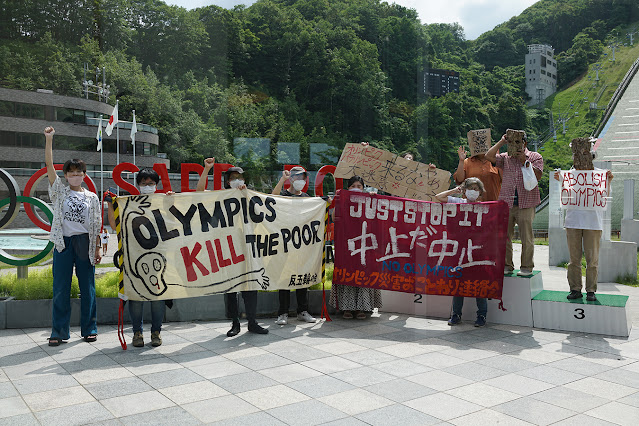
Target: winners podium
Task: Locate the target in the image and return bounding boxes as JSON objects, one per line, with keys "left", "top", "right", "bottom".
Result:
{"left": 381, "top": 270, "right": 631, "bottom": 337}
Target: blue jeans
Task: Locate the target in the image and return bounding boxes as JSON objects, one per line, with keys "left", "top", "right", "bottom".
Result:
{"left": 51, "top": 234, "right": 97, "bottom": 340}
{"left": 128, "top": 300, "right": 165, "bottom": 333}
{"left": 452, "top": 296, "right": 487, "bottom": 318}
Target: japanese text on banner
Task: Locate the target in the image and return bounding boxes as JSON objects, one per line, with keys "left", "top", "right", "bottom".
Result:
{"left": 332, "top": 190, "right": 509, "bottom": 299}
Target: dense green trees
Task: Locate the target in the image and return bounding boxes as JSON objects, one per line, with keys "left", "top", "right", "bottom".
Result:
{"left": 1, "top": 0, "right": 638, "bottom": 198}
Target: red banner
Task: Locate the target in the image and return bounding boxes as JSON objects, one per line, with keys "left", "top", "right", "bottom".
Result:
{"left": 333, "top": 190, "right": 509, "bottom": 299}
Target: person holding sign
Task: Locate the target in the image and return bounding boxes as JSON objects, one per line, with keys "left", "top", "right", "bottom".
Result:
{"left": 435, "top": 178, "right": 489, "bottom": 326}
{"left": 485, "top": 131, "right": 543, "bottom": 277}
{"left": 196, "top": 158, "right": 269, "bottom": 336}
{"left": 554, "top": 138, "right": 613, "bottom": 301}
{"left": 44, "top": 127, "right": 102, "bottom": 347}
{"left": 272, "top": 167, "right": 317, "bottom": 325}
{"left": 454, "top": 129, "right": 502, "bottom": 202}
{"left": 329, "top": 176, "right": 383, "bottom": 319}
{"left": 106, "top": 167, "right": 169, "bottom": 347}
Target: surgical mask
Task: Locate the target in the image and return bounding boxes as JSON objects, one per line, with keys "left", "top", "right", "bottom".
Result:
{"left": 465, "top": 189, "right": 480, "bottom": 201}
{"left": 66, "top": 175, "right": 83, "bottom": 187}
{"left": 349, "top": 188, "right": 363, "bottom": 192}
{"left": 139, "top": 185, "right": 156, "bottom": 194}
{"left": 229, "top": 179, "right": 244, "bottom": 189}
{"left": 292, "top": 180, "right": 306, "bottom": 191}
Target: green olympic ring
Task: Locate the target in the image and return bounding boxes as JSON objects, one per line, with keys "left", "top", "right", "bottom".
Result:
{"left": 0, "top": 196, "right": 54, "bottom": 266}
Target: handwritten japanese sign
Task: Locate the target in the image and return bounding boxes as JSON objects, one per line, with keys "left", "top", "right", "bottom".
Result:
{"left": 559, "top": 170, "right": 609, "bottom": 211}
{"left": 333, "top": 190, "right": 509, "bottom": 299}
{"left": 334, "top": 143, "right": 451, "bottom": 201}
{"left": 468, "top": 129, "right": 491, "bottom": 157}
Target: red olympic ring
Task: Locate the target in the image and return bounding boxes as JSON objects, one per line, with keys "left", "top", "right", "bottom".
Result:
{"left": 23, "top": 165, "right": 97, "bottom": 231}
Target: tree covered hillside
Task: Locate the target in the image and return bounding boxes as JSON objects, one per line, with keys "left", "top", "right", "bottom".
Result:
{"left": 1, "top": 0, "right": 638, "bottom": 196}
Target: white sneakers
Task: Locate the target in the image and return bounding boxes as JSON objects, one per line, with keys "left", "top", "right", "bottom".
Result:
{"left": 276, "top": 311, "right": 317, "bottom": 325}
{"left": 517, "top": 269, "right": 533, "bottom": 277}
{"left": 297, "top": 311, "right": 317, "bottom": 323}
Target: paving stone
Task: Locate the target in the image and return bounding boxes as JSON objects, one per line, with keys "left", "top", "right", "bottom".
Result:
{"left": 516, "top": 365, "right": 586, "bottom": 385}
{"left": 0, "top": 413, "right": 39, "bottom": 426}
{"left": 319, "top": 388, "right": 394, "bottom": 416}
{"left": 138, "top": 366, "right": 204, "bottom": 389}
{"left": 84, "top": 376, "right": 153, "bottom": 400}
{"left": 443, "top": 361, "right": 506, "bottom": 381}
{"left": 594, "top": 367, "right": 639, "bottom": 389}
{"left": 368, "top": 358, "right": 432, "bottom": 378}
{"left": 530, "top": 386, "right": 610, "bottom": 412}
{"left": 22, "top": 385, "right": 94, "bottom": 411}
{"left": 550, "top": 413, "right": 618, "bottom": 425}
{"left": 300, "top": 355, "right": 362, "bottom": 374}
{"left": 187, "top": 359, "right": 250, "bottom": 379}
{"left": 356, "top": 403, "right": 443, "bottom": 426}
{"left": 403, "top": 392, "right": 483, "bottom": 421}
{"left": 493, "top": 397, "right": 577, "bottom": 425}
{"left": 211, "top": 371, "right": 279, "bottom": 394}
{"left": 586, "top": 401, "right": 639, "bottom": 426}
{"left": 33, "top": 401, "right": 114, "bottom": 426}
{"left": 329, "top": 365, "right": 397, "bottom": 387}
{"left": 364, "top": 378, "right": 437, "bottom": 403}
{"left": 100, "top": 390, "right": 175, "bottom": 417}
{"left": 564, "top": 377, "right": 637, "bottom": 399}
{"left": 237, "top": 384, "right": 310, "bottom": 410}
{"left": 405, "top": 370, "right": 474, "bottom": 391}
{"left": 618, "top": 391, "right": 639, "bottom": 408}
{"left": 234, "top": 353, "right": 294, "bottom": 370}
{"left": 159, "top": 380, "right": 229, "bottom": 404}
{"left": 448, "top": 408, "right": 533, "bottom": 425}
{"left": 484, "top": 373, "right": 555, "bottom": 396}
{"left": 340, "top": 348, "right": 399, "bottom": 366}
{"left": 207, "top": 411, "right": 286, "bottom": 425}
{"left": 445, "top": 382, "right": 520, "bottom": 407}
{"left": 0, "top": 396, "right": 30, "bottom": 419}
{"left": 260, "top": 363, "right": 323, "bottom": 383}
{"left": 287, "top": 375, "right": 356, "bottom": 398}
{"left": 182, "top": 394, "right": 259, "bottom": 423}
{"left": 12, "top": 373, "right": 79, "bottom": 395}
{"left": 118, "top": 405, "right": 201, "bottom": 425}
{"left": 0, "top": 382, "right": 18, "bottom": 399}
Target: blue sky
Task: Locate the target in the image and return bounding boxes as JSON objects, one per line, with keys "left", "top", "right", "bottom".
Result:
{"left": 166, "top": 0, "right": 539, "bottom": 40}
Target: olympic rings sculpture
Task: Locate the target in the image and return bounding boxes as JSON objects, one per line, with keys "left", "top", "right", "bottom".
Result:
{"left": 0, "top": 167, "right": 97, "bottom": 266}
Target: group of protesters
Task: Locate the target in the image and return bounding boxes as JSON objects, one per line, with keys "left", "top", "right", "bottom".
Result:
{"left": 43, "top": 123, "right": 611, "bottom": 348}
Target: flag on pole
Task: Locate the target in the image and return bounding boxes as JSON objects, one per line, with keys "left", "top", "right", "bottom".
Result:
{"left": 130, "top": 110, "right": 137, "bottom": 145}
{"left": 105, "top": 101, "right": 118, "bottom": 136}
{"left": 96, "top": 117, "right": 103, "bottom": 151}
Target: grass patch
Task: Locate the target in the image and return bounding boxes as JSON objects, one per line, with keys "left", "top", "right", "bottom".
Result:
{"left": 0, "top": 267, "right": 120, "bottom": 300}
{"left": 558, "top": 254, "right": 639, "bottom": 286}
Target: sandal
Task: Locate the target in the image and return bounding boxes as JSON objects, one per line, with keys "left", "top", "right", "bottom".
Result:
{"left": 84, "top": 335, "right": 97, "bottom": 343}
{"left": 48, "top": 338, "right": 61, "bottom": 347}
{"left": 355, "top": 311, "right": 367, "bottom": 320}
{"left": 343, "top": 311, "right": 354, "bottom": 319}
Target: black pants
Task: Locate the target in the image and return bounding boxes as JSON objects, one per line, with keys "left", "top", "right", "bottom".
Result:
{"left": 226, "top": 291, "right": 258, "bottom": 322}
{"left": 278, "top": 288, "right": 308, "bottom": 316}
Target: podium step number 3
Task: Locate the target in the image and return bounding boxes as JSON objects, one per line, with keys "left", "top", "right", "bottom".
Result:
{"left": 532, "top": 290, "right": 631, "bottom": 337}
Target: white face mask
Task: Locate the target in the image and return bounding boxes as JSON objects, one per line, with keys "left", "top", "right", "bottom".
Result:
{"left": 66, "top": 175, "right": 83, "bottom": 187}
{"left": 229, "top": 179, "right": 244, "bottom": 189}
{"left": 292, "top": 180, "right": 306, "bottom": 191}
{"left": 465, "top": 189, "right": 480, "bottom": 201}
{"left": 139, "top": 185, "right": 156, "bottom": 194}
{"left": 349, "top": 188, "right": 363, "bottom": 192}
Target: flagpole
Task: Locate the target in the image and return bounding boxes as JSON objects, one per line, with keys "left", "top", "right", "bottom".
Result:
{"left": 115, "top": 100, "right": 119, "bottom": 189}
{"left": 100, "top": 117, "right": 103, "bottom": 198}
{"left": 132, "top": 110, "right": 136, "bottom": 168}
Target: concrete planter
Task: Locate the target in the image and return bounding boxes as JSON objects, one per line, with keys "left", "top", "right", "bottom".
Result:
{"left": 1, "top": 290, "right": 336, "bottom": 329}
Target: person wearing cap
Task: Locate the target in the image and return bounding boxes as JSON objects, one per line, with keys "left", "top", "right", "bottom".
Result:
{"left": 271, "top": 166, "right": 317, "bottom": 325}
{"left": 197, "top": 157, "right": 269, "bottom": 336}
{"left": 485, "top": 132, "right": 543, "bottom": 277}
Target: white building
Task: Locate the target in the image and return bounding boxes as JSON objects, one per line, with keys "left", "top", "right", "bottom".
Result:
{"left": 525, "top": 44, "right": 558, "bottom": 106}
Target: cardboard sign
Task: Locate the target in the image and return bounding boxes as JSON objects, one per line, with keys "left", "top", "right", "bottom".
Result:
{"left": 334, "top": 143, "right": 451, "bottom": 201}
{"left": 467, "top": 128, "right": 492, "bottom": 157}
{"left": 332, "top": 190, "right": 509, "bottom": 298}
{"left": 571, "top": 137, "right": 594, "bottom": 171}
{"left": 559, "top": 170, "right": 609, "bottom": 211}
{"left": 115, "top": 189, "right": 327, "bottom": 301}
{"left": 506, "top": 129, "right": 526, "bottom": 156}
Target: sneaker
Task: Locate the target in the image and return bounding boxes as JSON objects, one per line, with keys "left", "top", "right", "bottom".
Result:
{"left": 586, "top": 292, "right": 597, "bottom": 301}
{"left": 227, "top": 320, "right": 241, "bottom": 337}
{"left": 517, "top": 269, "right": 533, "bottom": 277}
{"left": 504, "top": 267, "right": 514, "bottom": 275}
{"left": 132, "top": 331, "right": 144, "bottom": 347}
{"left": 151, "top": 331, "right": 162, "bottom": 347}
{"left": 474, "top": 315, "right": 486, "bottom": 327}
{"left": 248, "top": 321, "right": 269, "bottom": 334}
{"left": 276, "top": 314, "right": 288, "bottom": 325}
{"left": 567, "top": 290, "right": 583, "bottom": 300}
{"left": 448, "top": 314, "right": 461, "bottom": 326}
{"left": 297, "top": 311, "right": 317, "bottom": 323}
